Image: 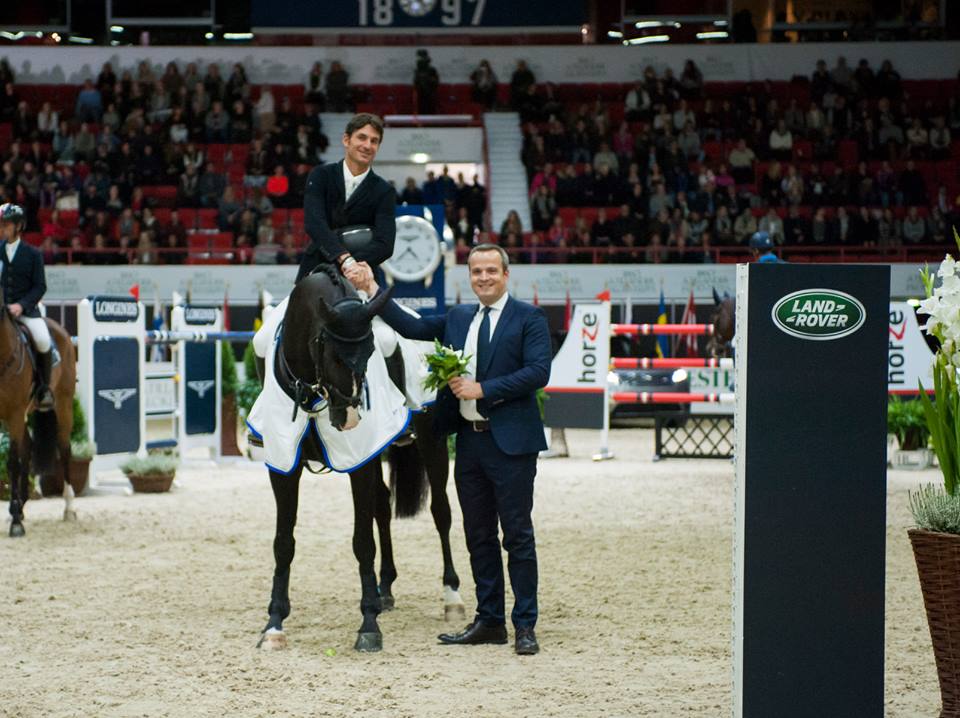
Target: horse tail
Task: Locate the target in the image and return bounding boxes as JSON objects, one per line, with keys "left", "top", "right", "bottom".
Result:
{"left": 31, "top": 409, "right": 60, "bottom": 476}
{"left": 387, "top": 441, "right": 428, "bottom": 519}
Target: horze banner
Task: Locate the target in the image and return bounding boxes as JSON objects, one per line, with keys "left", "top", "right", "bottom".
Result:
{"left": 543, "top": 301, "right": 610, "bottom": 429}
{"left": 888, "top": 301, "right": 934, "bottom": 393}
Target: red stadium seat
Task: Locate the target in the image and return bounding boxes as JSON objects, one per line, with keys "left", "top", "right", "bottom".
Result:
{"left": 197, "top": 209, "right": 218, "bottom": 229}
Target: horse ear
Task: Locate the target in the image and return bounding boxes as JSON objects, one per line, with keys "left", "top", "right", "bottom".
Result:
{"left": 363, "top": 287, "right": 393, "bottom": 318}
{"left": 712, "top": 288, "right": 721, "bottom": 305}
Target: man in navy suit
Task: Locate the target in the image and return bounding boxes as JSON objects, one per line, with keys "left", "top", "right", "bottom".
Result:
{"left": 357, "top": 244, "right": 551, "bottom": 655}
{"left": 296, "top": 113, "right": 396, "bottom": 285}
{"left": 0, "top": 203, "right": 54, "bottom": 409}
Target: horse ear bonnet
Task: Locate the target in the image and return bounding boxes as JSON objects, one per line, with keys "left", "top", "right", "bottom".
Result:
{"left": 325, "top": 297, "right": 375, "bottom": 374}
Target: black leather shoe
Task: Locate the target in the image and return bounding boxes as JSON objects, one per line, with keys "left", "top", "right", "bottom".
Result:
{"left": 438, "top": 620, "right": 508, "bottom": 645}
{"left": 515, "top": 627, "right": 539, "bottom": 655}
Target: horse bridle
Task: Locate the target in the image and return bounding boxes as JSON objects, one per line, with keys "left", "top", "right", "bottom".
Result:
{"left": 280, "top": 296, "right": 370, "bottom": 421}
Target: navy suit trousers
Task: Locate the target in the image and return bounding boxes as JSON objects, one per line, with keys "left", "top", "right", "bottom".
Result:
{"left": 455, "top": 426, "right": 538, "bottom": 628}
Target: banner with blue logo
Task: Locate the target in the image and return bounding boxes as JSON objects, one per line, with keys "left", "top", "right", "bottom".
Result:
{"left": 92, "top": 337, "right": 141, "bottom": 454}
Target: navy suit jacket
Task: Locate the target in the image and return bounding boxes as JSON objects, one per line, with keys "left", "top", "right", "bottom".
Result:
{"left": 297, "top": 160, "right": 396, "bottom": 280}
{"left": 379, "top": 294, "right": 551, "bottom": 456}
{"left": 1, "top": 241, "right": 45, "bottom": 317}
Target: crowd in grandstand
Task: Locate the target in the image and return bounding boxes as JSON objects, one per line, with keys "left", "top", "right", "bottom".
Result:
{"left": 513, "top": 56, "right": 960, "bottom": 262}
{"left": 0, "top": 52, "right": 957, "bottom": 265}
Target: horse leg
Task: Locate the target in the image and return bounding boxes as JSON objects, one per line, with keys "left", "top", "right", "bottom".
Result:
{"left": 350, "top": 464, "right": 382, "bottom": 652}
{"left": 414, "top": 415, "right": 465, "bottom": 621}
{"left": 374, "top": 472, "right": 398, "bottom": 611}
{"left": 58, "top": 399, "right": 76, "bottom": 522}
{"left": 7, "top": 424, "right": 26, "bottom": 538}
{"left": 257, "top": 468, "right": 302, "bottom": 650}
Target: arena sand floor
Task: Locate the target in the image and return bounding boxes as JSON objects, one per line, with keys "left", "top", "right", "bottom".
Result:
{"left": 0, "top": 428, "right": 941, "bottom": 717}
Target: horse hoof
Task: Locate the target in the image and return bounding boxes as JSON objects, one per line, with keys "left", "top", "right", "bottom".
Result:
{"left": 63, "top": 509, "right": 77, "bottom": 522}
{"left": 354, "top": 631, "right": 383, "bottom": 653}
{"left": 380, "top": 595, "right": 395, "bottom": 611}
{"left": 257, "top": 628, "right": 287, "bottom": 651}
{"left": 9, "top": 522, "right": 25, "bottom": 538}
{"left": 444, "top": 603, "right": 466, "bottom": 621}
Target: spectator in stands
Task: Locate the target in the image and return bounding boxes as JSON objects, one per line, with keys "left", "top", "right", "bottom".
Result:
{"left": 276, "top": 232, "right": 302, "bottom": 265}
{"left": 768, "top": 119, "right": 793, "bottom": 161}
{"left": 218, "top": 186, "right": 242, "bottom": 231}
{"left": 758, "top": 208, "right": 783, "bottom": 245}
{"left": 728, "top": 139, "right": 756, "bottom": 185}
{"left": 906, "top": 118, "right": 929, "bottom": 159}
{"left": 470, "top": 60, "right": 498, "bottom": 110}
{"left": 255, "top": 86, "right": 275, "bottom": 134}
{"left": 876, "top": 60, "right": 902, "bottom": 101}
{"left": 205, "top": 101, "right": 230, "bottom": 143}
{"left": 678, "top": 122, "right": 702, "bottom": 161}
{"left": 177, "top": 165, "right": 200, "bottom": 207}
{"left": 928, "top": 206, "right": 948, "bottom": 243}
{"left": 326, "top": 61, "right": 350, "bottom": 112}
{"left": 305, "top": 62, "right": 325, "bottom": 108}
{"left": 900, "top": 160, "right": 927, "bottom": 206}
{"left": 452, "top": 206, "right": 477, "bottom": 244}
{"left": 499, "top": 209, "right": 523, "bottom": 238}
{"left": 414, "top": 49, "right": 440, "bottom": 115}
{"left": 510, "top": 60, "right": 536, "bottom": 110}
{"left": 733, "top": 208, "right": 757, "bottom": 245}
{"left": 624, "top": 82, "right": 651, "bottom": 122}
{"left": 75, "top": 79, "right": 103, "bottom": 123}
{"left": 679, "top": 60, "right": 703, "bottom": 100}
{"left": 929, "top": 116, "right": 952, "bottom": 160}
{"left": 877, "top": 208, "right": 900, "bottom": 249}
{"left": 530, "top": 185, "right": 556, "bottom": 231}
{"left": 226, "top": 63, "right": 250, "bottom": 104}
{"left": 399, "top": 177, "right": 423, "bottom": 205}
{"left": 902, "top": 206, "right": 927, "bottom": 243}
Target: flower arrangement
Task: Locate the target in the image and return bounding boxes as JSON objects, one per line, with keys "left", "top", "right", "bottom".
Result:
{"left": 914, "top": 228, "right": 960, "bottom": 523}
{"left": 423, "top": 340, "right": 471, "bottom": 392}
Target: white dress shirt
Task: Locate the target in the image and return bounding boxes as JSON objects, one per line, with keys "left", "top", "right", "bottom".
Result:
{"left": 460, "top": 291, "right": 509, "bottom": 421}
{"left": 342, "top": 160, "right": 370, "bottom": 203}
{"left": 5, "top": 238, "right": 20, "bottom": 262}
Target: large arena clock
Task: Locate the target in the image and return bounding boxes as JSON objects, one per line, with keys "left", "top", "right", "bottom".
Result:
{"left": 382, "top": 215, "right": 443, "bottom": 284}
{"left": 252, "top": 0, "right": 584, "bottom": 29}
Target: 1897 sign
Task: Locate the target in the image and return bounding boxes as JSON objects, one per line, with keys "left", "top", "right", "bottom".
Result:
{"left": 253, "top": 0, "right": 583, "bottom": 29}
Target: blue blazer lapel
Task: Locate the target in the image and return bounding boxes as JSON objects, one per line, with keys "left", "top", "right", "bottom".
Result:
{"left": 477, "top": 297, "right": 515, "bottom": 379}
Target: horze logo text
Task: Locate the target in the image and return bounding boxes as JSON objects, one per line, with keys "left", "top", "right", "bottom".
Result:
{"left": 772, "top": 289, "right": 866, "bottom": 341}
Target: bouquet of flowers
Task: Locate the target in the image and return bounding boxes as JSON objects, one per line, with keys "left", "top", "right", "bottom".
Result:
{"left": 423, "top": 340, "right": 471, "bottom": 392}
{"left": 917, "top": 228, "right": 960, "bottom": 497}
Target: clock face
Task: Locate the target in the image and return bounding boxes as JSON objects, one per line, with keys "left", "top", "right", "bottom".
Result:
{"left": 398, "top": 0, "right": 437, "bottom": 17}
{"left": 384, "top": 215, "right": 442, "bottom": 283}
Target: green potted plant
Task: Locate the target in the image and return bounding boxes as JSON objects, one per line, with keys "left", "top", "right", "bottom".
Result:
{"left": 910, "top": 229, "right": 960, "bottom": 717}
{"left": 121, "top": 452, "right": 180, "bottom": 493}
{"left": 888, "top": 396, "right": 933, "bottom": 469}
{"left": 220, "top": 340, "right": 242, "bottom": 456}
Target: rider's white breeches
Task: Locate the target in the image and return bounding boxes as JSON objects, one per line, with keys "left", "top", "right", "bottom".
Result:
{"left": 17, "top": 315, "right": 52, "bottom": 353}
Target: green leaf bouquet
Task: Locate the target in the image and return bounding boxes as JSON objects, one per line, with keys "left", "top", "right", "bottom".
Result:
{"left": 423, "top": 340, "right": 471, "bottom": 392}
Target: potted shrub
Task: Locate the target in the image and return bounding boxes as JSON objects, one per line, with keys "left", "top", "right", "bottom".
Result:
{"left": 220, "top": 340, "right": 242, "bottom": 456}
{"left": 40, "top": 397, "right": 96, "bottom": 497}
{"left": 888, "top": 396, "right": 933, "bottom": 469}
{"left": 910, "top": 232, "right": 960, "bottom": 717}
{"left": 121, "top": 452, "right": 179, "bottom": 493}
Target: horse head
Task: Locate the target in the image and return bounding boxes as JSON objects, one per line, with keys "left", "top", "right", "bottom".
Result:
{"left": 707, "top": 288, "right": 736, "bottom": 359}
{"left": 286, "top": 269, "right": 390, "bottom": 431}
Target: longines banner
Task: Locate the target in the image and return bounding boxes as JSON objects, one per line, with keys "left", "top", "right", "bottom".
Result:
{"left": 43, "top": 264, "right": 931, "bottom": 305}
{"left": 377, "top": 128, "right": 484, "bottom": 163}
{"left": 0, "top": 43, "right": 955, "bottom": 85}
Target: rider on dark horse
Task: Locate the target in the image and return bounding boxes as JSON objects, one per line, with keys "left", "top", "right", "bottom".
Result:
{"left": 0, "top": 203, "right": 54, "bottom": 410}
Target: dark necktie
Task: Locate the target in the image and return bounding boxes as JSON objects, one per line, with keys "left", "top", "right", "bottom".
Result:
{"left": 476, "top": 306, "right": 491, "bottom": 380}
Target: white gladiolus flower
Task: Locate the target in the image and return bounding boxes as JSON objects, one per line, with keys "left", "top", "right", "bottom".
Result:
{"left": 938, "top": 255, "right": 957, "bottom": 278}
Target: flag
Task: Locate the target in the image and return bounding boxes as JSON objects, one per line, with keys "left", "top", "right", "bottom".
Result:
{"left": 128, "top": 284, "right": 140, "bottom": 301}
{"left": 655, "top": 289, "right": 670, "bottom": 359}
{"left": 253, "top": 288, "right": 265, "bottom": 332}
{"left": 595, "top": 289, "right": 611, "bottom": 302}
{"left": 532, "top": 284, "right": 539, "bottom": 307}
{"left": 678, "top": 290, "right": 698, "bottom": 357}
{"left": 563, "top": 289, "right": 572, "bottom": 333}
{"left": 222, "top": 285, "right": 231, "bottom": 332}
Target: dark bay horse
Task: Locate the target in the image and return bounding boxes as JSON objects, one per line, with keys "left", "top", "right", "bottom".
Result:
{"left": 707, "top": 289, "right": 736, "bottom": 359}
{"left": 259, "top": 267, "right": 463, "bottom": 653}
{"left": 1, "top": 296, "right": 77, "bottom": 537}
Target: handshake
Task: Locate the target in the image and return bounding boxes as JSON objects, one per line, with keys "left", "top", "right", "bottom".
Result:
{"left": 341, "top": 258, "right": 379, "bottom": 296}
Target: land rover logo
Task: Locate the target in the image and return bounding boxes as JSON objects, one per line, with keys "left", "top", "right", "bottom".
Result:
{"left": 772, "top": 289, "right": 866, "bottom": 340}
